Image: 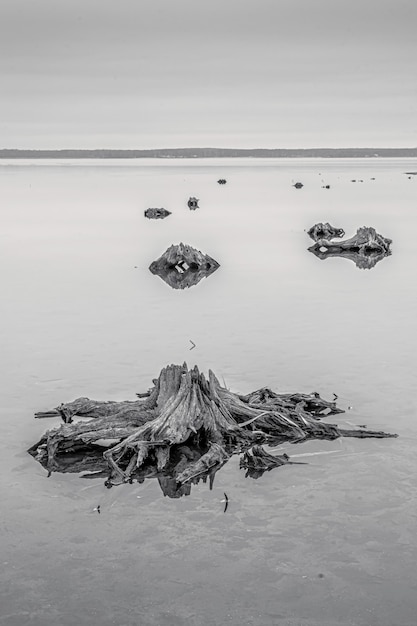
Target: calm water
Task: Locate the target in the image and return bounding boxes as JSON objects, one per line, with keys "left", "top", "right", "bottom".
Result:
{"left": 1, "top": 158, "right": 416, "bottom": 626}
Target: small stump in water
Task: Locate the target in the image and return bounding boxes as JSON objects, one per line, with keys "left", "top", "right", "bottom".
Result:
{"left": 293, "top": 182, "right": 304, "bottom": 189}
{"left": 28, "top": 364, "right": 397, "bottom": 498}
{"left": 217, "top": 179, "right": 227, "bottom": 185}
{"left": 187, "top": 197, "right": 199, "bottom": 210}
{"left": 149, "top": 243, "right": 220, "bottom": 289}
{"left": 144, "top": 208, "right": 171, "bottom": 220}
{"left": 308, "top": 226, "right": 392, "bottom": 269}
{"left": 308, "top": 222, "right": 345, "bottom": 241}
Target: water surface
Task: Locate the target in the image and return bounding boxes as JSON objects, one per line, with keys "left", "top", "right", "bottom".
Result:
{"left": 1, "top": 158, "right": 416, "bottom": 626}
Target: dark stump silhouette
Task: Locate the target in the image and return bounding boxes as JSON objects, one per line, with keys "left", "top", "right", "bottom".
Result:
{"left": 308, "top": 222, "right": 345, "bottom": 241}
{"left": 144, "top": 208, "right": 171, "bottom": 220}
{"left": 217, "top": 179, "right": 227, "bottom": 185}
{"left": 308, "top": 226, "right": 392, "bottom": 269}
{"left": 149, "top": 243, "right": 220, "bottom": 289}
{"left": 187, "top": 197, "right": 199, "bottom": 210}
{"left": 29, "top": 364, "right": 397, "bottom": 497}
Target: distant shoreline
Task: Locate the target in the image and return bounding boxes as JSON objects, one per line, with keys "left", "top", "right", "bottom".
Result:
{"left": 1, "top": 148, "right": 417, "bottom": 159}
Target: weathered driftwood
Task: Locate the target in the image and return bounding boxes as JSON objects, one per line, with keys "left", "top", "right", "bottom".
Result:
{"left": 29, "top": 364, "right": 397, "bottom": 497}
{"left": 149, "top": 243, "right": 220, "bottom": 289}
{"left": 144, "top": 208, "right": 171, "bottom": 220}
{"left": 308, "top": 226, "right": 392, "bottom": 269}
{"left": 187, "top": 197, "right": 199, "bottom": 210}
{"left": 308, "top": 222, "right": 345, "bottom": 242}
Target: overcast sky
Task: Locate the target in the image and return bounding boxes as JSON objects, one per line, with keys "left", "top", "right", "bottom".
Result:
{"left": 1, "top": 0, "right": 416, "bottom": 148}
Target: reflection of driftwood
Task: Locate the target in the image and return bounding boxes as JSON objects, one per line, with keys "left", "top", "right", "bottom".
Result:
{"left": 217, "top": 179, "right": 227, "bottom": 185}
{"left": 308, "top": 223, "right": 345, "bottom": 241}
{"left": 29, "top": 364, "right": 397, "bottom": 498}
{"left": 240, "top": 446, "right": 292, "bottom": 479}
{"left": 187, "top": 197, "right": 199, "bottom": 210}
{"left": 308, "top": 226, "right": 392, "bottom": 270}
{"left": 309, "top": 247, "right": 390, "bottom": 270}
{"left": 144, "top": 208, "right": 171, "bottom": 220}
{"left": 149, "top": 243, "right": 220, "bottom": 289}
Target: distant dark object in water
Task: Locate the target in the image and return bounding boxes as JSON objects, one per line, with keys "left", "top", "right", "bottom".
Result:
{"left": 28, "top": 363, "right": 397, "bottom": 498}
{"left": 149, "top": 242, "right": 220, "bottom": 289}
{"left": 370, "top": 177, "right": 376, "bottom": 180}
{"left": 405, "top": 172, "right": 417, "bottom": 175}
{"left": 293, "top": 182, "right": 304, "bottom": 189}
{"left": 187, "top": 196, "right": 199, "bottom": 210}
{"left": 322, "top": 184, "right": 331, "bottom": 189}
{"left": 217, "top": 178, "right": 227, "bottom": 185}
{"left": 308, "top": 226, "right": 392, "bottom": 270}
{"left": 351, "top": 179, "right": 356, "bottom": 182}
{"left": 144, "top": 208, "right": 171, "bottom": 220}
{"left": 308, "top": 222, "right": 345, "bottom": 242}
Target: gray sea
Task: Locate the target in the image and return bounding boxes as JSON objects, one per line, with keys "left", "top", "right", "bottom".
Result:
{"left": 1, "top": 158, "right": 416, "bottom": 626}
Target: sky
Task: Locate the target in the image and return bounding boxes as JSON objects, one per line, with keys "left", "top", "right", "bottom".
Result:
{"left": 0, "top": 0, "right": 416, "bottom": 149}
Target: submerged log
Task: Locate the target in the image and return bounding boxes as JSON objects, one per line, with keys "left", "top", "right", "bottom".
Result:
{"left": 308, "top": 222, "right": 345, "bottom": 241}
{"left": 187, "top": 196, "right": 199, "bottom": 210}
{"left": 149, "top": 243, "right": 220, "bottom": 289}
{"left": 308, "top": 226, "right": 392, "bottom": 269}
{"left": 29, "top": 364, "right": 397, "bottom": 497}
{"left": 144, "top": 208, "right": 171, "bottom": 220}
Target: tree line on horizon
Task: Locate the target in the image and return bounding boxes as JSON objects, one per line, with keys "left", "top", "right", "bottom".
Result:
{"left": 1, "top": 147, "right": 417, "bottom": 158}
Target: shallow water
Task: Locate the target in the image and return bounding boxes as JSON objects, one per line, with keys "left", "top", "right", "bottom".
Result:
{"left": 1, "top": 158, "right": 416, "bottom": 626}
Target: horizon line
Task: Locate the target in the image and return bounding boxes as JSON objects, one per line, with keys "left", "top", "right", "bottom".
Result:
{"left": 1, "top": 146, "right": 417, "bottom": 152}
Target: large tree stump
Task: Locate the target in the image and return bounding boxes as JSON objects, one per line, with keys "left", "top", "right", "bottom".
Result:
{"left": 149, "top": 243, "right": 220, "bottom": 289}
{"left": 29, "top": 364, "right": 397, "bottom": 497}
{"left": 308, "top": 226, "right": 392, "bottom": 269}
